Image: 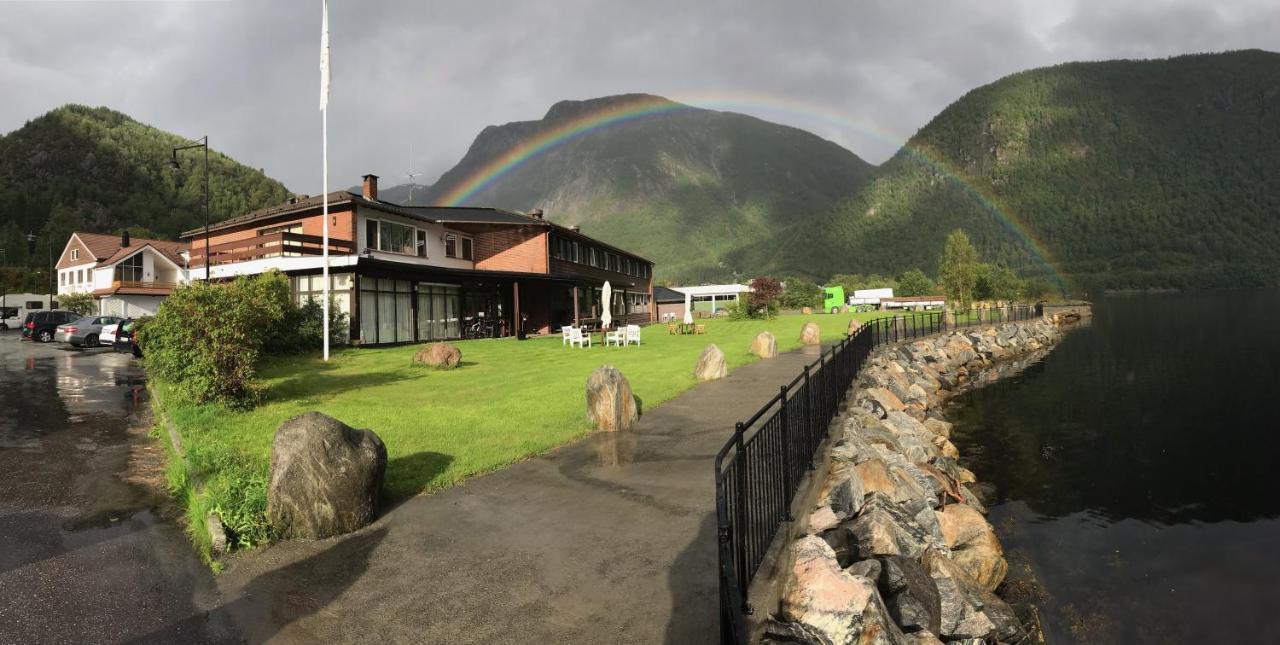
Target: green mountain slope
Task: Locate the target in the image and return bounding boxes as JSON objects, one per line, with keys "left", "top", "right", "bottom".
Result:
{"left": 0, "top": 105, "right": 291, "bottom": 287}
{"left": 421, "top": 94, "right": 875, "bottom": 283}
{"left": 749, "top": 49, "right": 1280, "bottom": 291}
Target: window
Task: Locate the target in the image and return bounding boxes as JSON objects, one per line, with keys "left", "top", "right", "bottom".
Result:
{"left": 259, "top": 223, "right": 303, "bottom": 257}
{"left": 70, "top": 249, "right": 79, "bottom": 261}
{"left": 416, "top": 283, "right": 461, "bottom": 341}
{"left": 444, "top": 234, "right": 473, "bottom": 260}
{"left": 77, "top": 269, "right": 83, "bottom": 283}
{"left": 114, "top": 254, "right": 143, "bottom": 283}
{"left": 416, "top": 230, "right": 427, "bottom": 257}
{"left": 378, "top": 220, "right": 416, "bottom": 255}
{"left": 572, "top": 241, "right": 580, "bottom": 263}
{"left": 60, "top": 273, "right": 67, "bottom": 286}
{"left": 358, "top": 278, "right": 414, "bottom": 344}
{"left": 25, "top": 301, "right": 41, "bottom": 309}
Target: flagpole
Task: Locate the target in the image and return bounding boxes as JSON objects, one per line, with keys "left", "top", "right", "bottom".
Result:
{"left": 320, "top": 0, "right": 330, "bottom": 362}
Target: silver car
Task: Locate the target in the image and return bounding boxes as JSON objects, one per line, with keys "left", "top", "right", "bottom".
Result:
{"left": 55, "top": 315, "right": 123, "bottom": 347}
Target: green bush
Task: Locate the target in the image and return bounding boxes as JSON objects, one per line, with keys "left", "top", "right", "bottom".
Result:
{"left": 59, "top": 292, "right": 97, "bottom": 316}
{"left": 896, "top": 269, "right": 936, "bottom": 296}
{"left": 780, "top": 277, "right": 824, "bottom": 309}
{"left": 269, "top": 296, "right": 349, "bottom": 354}
{"left": 140, "top": 271, "right": 295, "bottom": 407}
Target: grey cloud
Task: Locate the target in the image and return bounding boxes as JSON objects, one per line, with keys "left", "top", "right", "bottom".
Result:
{"left": 1, "top": 0, "right": 1275, "bottom": 194}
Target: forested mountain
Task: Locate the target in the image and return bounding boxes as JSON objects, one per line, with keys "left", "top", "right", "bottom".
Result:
{"left": 0, "top": 105, "right": 290, "bottom": 290}
{"left": 744, "top": 50, "right": 1280, "bottom": 291}
{"left": 420, "top": 94, "right": 875, "bottom": 283}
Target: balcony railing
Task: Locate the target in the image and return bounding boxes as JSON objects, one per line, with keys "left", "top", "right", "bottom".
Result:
{"left": 112, "top": 280, "right": 179, "bottom": 291}
{"left": 189, "top": 232, "right": 356, "bottom": 268}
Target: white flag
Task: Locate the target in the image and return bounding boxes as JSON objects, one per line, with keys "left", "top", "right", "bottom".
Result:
{"left": 319, "top": 0, "right": 330, "bottom": 111}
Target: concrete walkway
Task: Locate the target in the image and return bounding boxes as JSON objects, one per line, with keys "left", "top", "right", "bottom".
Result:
{"left": 177, "top": 344, "right": 826, "bottom": 644}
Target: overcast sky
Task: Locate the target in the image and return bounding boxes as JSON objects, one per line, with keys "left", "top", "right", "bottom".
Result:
{"left": 2, "top": 0, "right": 1276, "bottom": 193}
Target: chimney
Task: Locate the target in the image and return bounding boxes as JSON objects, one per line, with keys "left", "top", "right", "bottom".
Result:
{"left": 362, "top": 174, "right": 379, "bottom": 200}
{"left": 121, "top": 230, "right": 131, "bottom": 248}
{"left": 528, "top": 208, "right": 544, "bottom": 220}
{"left": 569, "top": 225, "right": 580, "bottom": 232}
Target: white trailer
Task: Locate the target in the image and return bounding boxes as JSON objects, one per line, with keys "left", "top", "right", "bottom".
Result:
{"left": 848, "top": 287, "right": 893, "bottom": 311}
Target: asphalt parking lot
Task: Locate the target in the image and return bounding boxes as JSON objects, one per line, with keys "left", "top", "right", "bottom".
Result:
{"left": 0, "top": 331, "right": 238, "bottom": 643}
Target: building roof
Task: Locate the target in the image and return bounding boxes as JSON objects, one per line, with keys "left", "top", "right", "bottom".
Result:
{"left": 181, "top": 190, "right": 654, "bottom": 265}
{"left": 653, "top": 286, "right": 686, "bottom": 303}
{"left": 69, "top": 232, "right": 188, "bottom": 268}
{"left": 671, "top": 283, "right": 751, "bottom": 297}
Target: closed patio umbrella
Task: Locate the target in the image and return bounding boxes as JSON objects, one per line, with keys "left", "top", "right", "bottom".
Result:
{"left": 683, "top": 291, "right": 693, "bottom": 325}
{"left": 601, "top": 281, "right": 613, "bottom": 330}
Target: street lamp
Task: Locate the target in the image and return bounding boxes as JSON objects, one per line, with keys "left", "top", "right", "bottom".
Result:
{"left": 170, "top": 135, "right": 210, "bottom": 281}
{"left": 26, "top": 232, "right": 52, "bottom": 309}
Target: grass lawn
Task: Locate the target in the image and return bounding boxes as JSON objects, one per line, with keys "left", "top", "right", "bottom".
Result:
{"left": 155, "top": 310, "right": 894, "bottom": 554}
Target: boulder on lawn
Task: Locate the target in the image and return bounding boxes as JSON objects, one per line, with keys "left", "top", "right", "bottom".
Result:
{"left": 800, "top": 322, "right": 821, "bottom": 346}
{"left": 267, "top": 412, "right": 387, "bottom": 540}
{"left": 413, "top": 342, "right": 461, "bottom": 369}
{"left": 750, "top": 331, "right": 778, "bottom": 359}
{"left": 802, "top": 306, "right": 814, "bottom": 315}
{"left": 585, "top": 365, "right": 639, "bottom": 432}
{"left": 848, "top": 317, "right": 863, "bottom": 335}
{"left": 694, "top": 344, "right": 728, "bottom": 381}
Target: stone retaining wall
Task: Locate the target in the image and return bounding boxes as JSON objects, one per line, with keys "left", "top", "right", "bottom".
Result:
{"left": 763, "top": 317, "right": 1072, "bottom": 644}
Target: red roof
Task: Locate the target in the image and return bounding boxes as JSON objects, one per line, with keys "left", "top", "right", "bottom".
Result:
{"left": 68, "top": 232, "right": 188, "bottom": 268}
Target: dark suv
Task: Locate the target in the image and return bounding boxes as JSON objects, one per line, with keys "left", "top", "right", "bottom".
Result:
{"left": 22, "top": 310, "right": 79, "bottom": 342}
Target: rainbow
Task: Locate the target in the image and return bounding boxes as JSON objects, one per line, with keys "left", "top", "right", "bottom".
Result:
{"left": 435, "top": 92, "right": 1067, "bottom": 290}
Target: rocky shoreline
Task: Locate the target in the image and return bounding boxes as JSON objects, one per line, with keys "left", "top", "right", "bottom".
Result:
{"left": 764, "top": 317, "right": 1075, "bottom": 644}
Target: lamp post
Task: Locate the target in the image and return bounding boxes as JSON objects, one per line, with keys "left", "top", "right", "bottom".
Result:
{"left": 170, "top": 136, "right": 210, "bottom": 281}
{"left": 26, "top": 232, "right": 52, "bottom": 309}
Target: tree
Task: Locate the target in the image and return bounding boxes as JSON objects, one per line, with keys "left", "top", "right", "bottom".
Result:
{"left": 974, "top": 263, "right": 1023, "bottom": 301}
{"left": 938, "top": 229, "right": 979, "bottom": 309}
{"left": 59, "top": 292, "right": 97, "bottom": 316}
{"left": 747, "top": 276, "right": 782, "bottom": 317}
{"left": 896, "top": 269, "right": 935, "bottom": 296}
{"left": 779, "top": 277, "right": 824, "bottom": 309}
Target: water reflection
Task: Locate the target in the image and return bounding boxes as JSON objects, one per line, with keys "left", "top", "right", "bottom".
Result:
{"left": 949, "top": 291, "right": 1280, "bottom": 643}
{"left": 591, "top": 430, "right": 637, "bottom": 467}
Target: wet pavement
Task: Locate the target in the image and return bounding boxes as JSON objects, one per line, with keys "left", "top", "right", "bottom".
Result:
{"left": 211, "top": 343, "right": 826, "bottom": 644}
{"left": 0, "top": 332, "right": 236, "bottom": 644}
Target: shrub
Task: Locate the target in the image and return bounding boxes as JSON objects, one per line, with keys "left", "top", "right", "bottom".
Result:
{"left": 269, "top": 296, "right": 350, "bottom": 354}
{"left": 746, "top": 276, "right": 781, "bottom": 318}
{"left": 896, "top": 269, "right": 935, "bottom": 296}
{"left": 140, "top": 271, "right": 294, "bottom": 407}
{"left": 779, "top": 277, "right": 824, "bottom": 310}
{"left": 60, "top": 291, "right": 97, "bottom": 316}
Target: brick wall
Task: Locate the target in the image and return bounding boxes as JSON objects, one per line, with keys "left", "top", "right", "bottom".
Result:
{"left": 474, "top": 228, "right": 548, "bottom": 273}
{"left": 192, "top": 205, "right": 357, "bottom": 253}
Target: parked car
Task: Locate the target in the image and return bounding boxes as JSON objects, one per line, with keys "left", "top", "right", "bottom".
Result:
{"left": 100, "top": 322, "right": 120, "bottom": 345}
{"left": 113, "top": 317, "right": 148, "bottom": 357}
{"left": 0, "top": 306, "right": 18, "bottom": 330}
{"left": 21, "top": 310, "right": 79, "bottom": 342}
{"left": 55, "top": 315, "right": 123, "bottom": 347}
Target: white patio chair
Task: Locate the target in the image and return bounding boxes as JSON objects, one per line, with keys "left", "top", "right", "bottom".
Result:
{"left": 562, "top": 325, "right": 573, "bottom": 345}
{"left": 625, "top": 324, "right": 641, "bottom": 346}
{"left": 569, "top": 326, "right": 592, "bottom": 348}
{"left": 605, "top": 328, "right": 625, "bottom": 346}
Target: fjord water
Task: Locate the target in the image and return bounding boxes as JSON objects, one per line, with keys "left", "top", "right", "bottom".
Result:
{"left": 948, "top": 291, "right": 1280, "bottom": 644}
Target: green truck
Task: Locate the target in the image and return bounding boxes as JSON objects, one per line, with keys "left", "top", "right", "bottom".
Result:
{"left": 822, "top": 286, "right": 845, "bottom": 314}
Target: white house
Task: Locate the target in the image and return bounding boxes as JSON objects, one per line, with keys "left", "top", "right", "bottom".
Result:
{"left": 55, "top": 231, "right": 190, "bottom": 318}
{"left": 671, "top": 283, "right": 752, "bottom": 314}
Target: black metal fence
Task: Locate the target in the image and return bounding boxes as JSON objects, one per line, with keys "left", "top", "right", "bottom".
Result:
{"left": 713, "top": 304, "right": 1036, "bottom": 643}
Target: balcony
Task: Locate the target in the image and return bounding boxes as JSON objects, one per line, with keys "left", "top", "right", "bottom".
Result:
{"left": 112, "top": 280, "right": 179, "bottom": 290}
{"left": 190, "top": 232, "right": 356, "bottom": 268}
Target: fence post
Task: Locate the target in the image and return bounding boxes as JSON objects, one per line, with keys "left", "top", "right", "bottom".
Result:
{"left": 803, "top": 365, "right": 814, "bottom": 469}
{"left": 779, "top": 384, "right": 793, "bottom": 522}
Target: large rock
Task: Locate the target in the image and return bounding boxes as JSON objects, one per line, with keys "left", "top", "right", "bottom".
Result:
{"left": 267, "top": 412, "right": 387, "bottom": 540}
{"left": 782, "top": 536, "right": 909, "bottom": 645}
{"left": 751, "top": 331, "right": 778, "bottom": 358}
{"left": 842, "top": 493, "right": 945, "bottom": 559}
{"left": 876, "top": 555, "right": 942, "bottom": 635}
{"left": 936, "top": 504, "right": 1007, "bottom": 591}
{"left": 800, "top": 322, "right": 821, "bottom": 346}
{"left": 413, "top": 342, "right": 461, "bottom": 369}
{"left": 694, "top": 344, "right": 728, "bottom": 381}
{"left": 925, "top": 552, "right": 1022, "bottom": 642}
{"left": 848, "top": 318, "right": 863, "bottom": 335}
{"left": 585, "top": 365, "right": 639, "bottom": 432}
